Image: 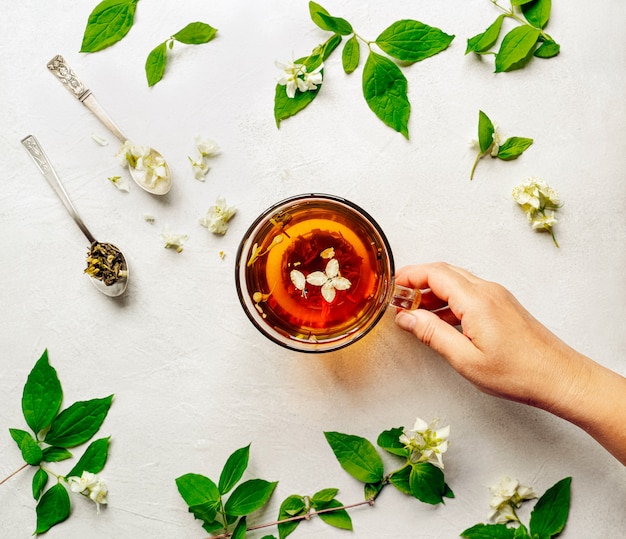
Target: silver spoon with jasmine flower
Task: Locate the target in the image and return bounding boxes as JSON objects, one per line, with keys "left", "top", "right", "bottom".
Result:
{"left": 21, "top": 135, "right": 129, "bottom": 297}
{"left": 46, "top": 54, "right": 172, "bottom": 196}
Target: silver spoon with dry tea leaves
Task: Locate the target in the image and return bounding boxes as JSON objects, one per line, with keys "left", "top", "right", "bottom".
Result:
{"left": 22, "top": 135, "right": 129, "bottom": 297}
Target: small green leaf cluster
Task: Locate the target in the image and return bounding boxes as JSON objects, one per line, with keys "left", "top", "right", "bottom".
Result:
{"left": 277, "top": 488, "right": 352, "bottom": 538}
{"left": 466, "top": 0, "right": 559, "bottom": 72}
{"left": 461, "top": 477, "right": 572, "bottom": 538}
{"left": 470, "top": 110, "right": 533, "bottom": 180}
{"left": 81, "top": 0, "right": 217, "bottom": 86}
{"left": 176, "top": 444, "right": 277, "bottom": 537}
{"left": 274, "top": 1, "right": 455, "bottom": 138}
{"left": 146, "top": 22, "right": 218, "bottom": 87}
{"left": 325, "top": 427, "right": 454, "bottom": 506}
{"left": 8, "top": 350, "right": 113, "bottom": 535}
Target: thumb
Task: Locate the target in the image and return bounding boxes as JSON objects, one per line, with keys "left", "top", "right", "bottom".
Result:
{"left": 395, "top": 309, "right": 475, "bottom": 362}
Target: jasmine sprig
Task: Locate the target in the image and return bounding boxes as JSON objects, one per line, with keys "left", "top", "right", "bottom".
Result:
{"left": 466, "top": 0, "right": 560, "bottom": 72}
{"left": 177, "top": 418, "right": 453, "bottom": 537}
{"left": 275, "top": 1, "right": 455, "bottom": 138}
{"left": 3, "top": 350, "right": 113, "bottom": 535}
{"left": 145, "top": 22, "right": 218, "bottom": 87}
{"left": 470, "top": 110, "right": 533, "bottom": 180}
{"left": 461, "top": 477, "right": 572, "bottom": 538}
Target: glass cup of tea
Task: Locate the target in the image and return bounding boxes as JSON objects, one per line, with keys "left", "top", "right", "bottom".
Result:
{"left": 235, "top": 193, "right": 420, "bottom": 353}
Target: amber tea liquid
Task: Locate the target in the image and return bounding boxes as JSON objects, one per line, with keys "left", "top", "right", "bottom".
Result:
{"left": 238, "top": 196, "right": 394, "bottom": 350}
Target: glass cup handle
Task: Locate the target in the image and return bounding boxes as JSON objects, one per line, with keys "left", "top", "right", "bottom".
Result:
{"left": 390, "top": 284, "right": 421, "bottom": 310}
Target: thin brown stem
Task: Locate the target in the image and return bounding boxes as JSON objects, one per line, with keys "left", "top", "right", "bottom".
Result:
{"left": 207, "top": 498, "right": 376, "bottom": 539}
{"left": 0, "top": 463, "right": 29, "bottom": 486}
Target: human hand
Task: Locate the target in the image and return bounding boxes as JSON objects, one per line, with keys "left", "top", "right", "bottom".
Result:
{"left": 393, "top": 262, "right": 581, "bottom": 409}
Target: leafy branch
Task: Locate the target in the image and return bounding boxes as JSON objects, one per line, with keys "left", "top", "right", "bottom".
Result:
{"left": 81, "top": 0, "right": 218, "bottom": 86}
{"left": 3, "top": 350, "right": 113, "bottom": 534}
{"left": 462, "top": 477, "right": 572, "bottom": 539}
{"left": 274, "top": 1, "right": 455, "bottom": 138}
{"left": 466, "top": 0, "right": 560, "bottom": 72}
{"left": 177, "top": 421, "right": 453, "bottom": 538}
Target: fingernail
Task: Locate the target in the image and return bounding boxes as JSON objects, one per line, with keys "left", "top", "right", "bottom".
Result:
{"left": 395, "top": 311, "right": 416, "bottom": 332}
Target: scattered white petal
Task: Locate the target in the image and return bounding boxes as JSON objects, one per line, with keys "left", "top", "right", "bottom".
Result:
{"left": 199, "top": 196, "right": 237, "bottom": 235}
{"left": 107, "top": 175, "right": 130, "bottom": 192}
{"left": 91, "top": 133, "right": 109, "bottom": 146}
{"left": 290, "top": 270, "right": 306, "bottom": 291}
{"left": 161, "top": 225, "right": 188, "bottom": 253}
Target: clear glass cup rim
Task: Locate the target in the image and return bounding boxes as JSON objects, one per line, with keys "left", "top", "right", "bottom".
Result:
{"left": 234, "top": 193, "right": 396, "bottom": 353}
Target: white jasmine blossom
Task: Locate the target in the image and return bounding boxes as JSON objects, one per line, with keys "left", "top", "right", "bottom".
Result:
{"left": 195, "top": 136, "right": 220, "bottom": 158}
{"left": 67, "top": 471, "right": 108, "bottom": 513}
{"left": 91, "top": 133, "right": 109, "bottom": 146}
{"left": 189, "top": 156, "right": 210, "bottom": 181}
{"left": 161, "top": 225, "right": 188, "bottom": 253}
{"left": 301, "top": 63, "right": 324, "bottom": 92}
{"left": 107, "top": 175, "right": 130, "bottom": 192}
{"left": 488, "top": 476, "right": 537, "bottom": 524}
{"left": 305, "top": 258, "right": 351, "bottom": 303}
{"left": 276, "top": 60, "right": 306, "bottom": 98}
{"left": 399, "top": 417, "right": 450, "bottom": 470}
{"left": 512, "top": 177, "right": 561, "bottom": 247}
{"left": 116, "top": 140, "right": 168, "bottom": 188}
{"left": 199, "top": 196, "right": 237, "bottom": 235}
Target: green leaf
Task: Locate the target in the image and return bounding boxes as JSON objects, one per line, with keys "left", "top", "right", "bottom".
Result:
{"left": 443, "top": 482, "right": 455, "bottom": 499}
{"left": 42, "top": 447, "right": 73, "bottom": 462}
{"left": 315, "top": 499, "right": 353, "bottom": 530}
{"left": 189, "top": 501, "right": 220, "bottom": 525}
{"left": 460, "top": 523, "right": 517, "bottom": 538}
{"left": 322, "top": 34, "right": 342, "bottom": 60}
{"left": 22, "top": 349, "right": 63, "bottom": 435}
{"left": 66, "top": 437, "right": 110, "bottom": 478}
{"left": 309, "top": 2, "right": 353, "bottom": 35}
{"left": 232, "top": 516, "right": 247, "bottom": 539}
{"left": 176, "top": 473, "right": 220, "bottom": 508}
{"left": 375, "top": 20, "right": 454, "bottom": 63}
{"left": 32, "top": 468, "right": 48, "bottom": 500}
{"left": 534, "top": 40, "right": 560, "bottom": 58}
{"left": 202, "top": 518, "right": 225, "bottom": 533}
{"left": 377, "top": 427, "right": 409, "bottom": 458}
{"left": 497, "top": 137, "right": 533, "bottom": 160}
{"left": 173, "top": 22, "right": 218, "bottom": 44}
{"left": 364, "top": 480, "right": 384, "bottom": 500}
{"left": 514, "top": 524, "right": 531, "bottom": 539}
{"left": 521, "top": 0, "right": 551, "bottom": 28}
{"left": 409, "top": 462, "right": 446, "bottom": 505}
{"left": 477, "top": 110, "right": 495, "bottom": 154}
{"left": 146, "top": 41, "right": 168, "bottom": 87}
{"left": 324, "top": 431, "right": 385, "bottom": 484}
{"left": 219, "top": 444, "right": 250, "bottom": 495}
{"left": 362, "top": 51, "right": 410, "bottom": 138}
{"left": 9, "top": 428, "right": 43, "bottom": 465}
{"left": 495, "top": 26, "right": 541, "bottom": 72}
{"left": 80, "top": 0, "right": 138, "bottom": 53}
{"left": 278, "top": 495, "right": 306, "bottom": 539}
{"left": 311, "top": 488, "right": 339, "bottom": 505}
{"left": 274, "top": 55, "right": 323, "bottom": 127}
{"left": 389, "top": 465, "right": 411, "bottom": 495}
{"left": 342, "top": 35, "right": 360, "bottom": 74}
{"left": 511, "top": 0, "right": 535, "bottom": 5}
{"left": 35, "top": 483, "right": 70, "bottom": 534}
{"left": 466, "top": 15, "right": 505, "bottom": 54}
{"left": 529, "top": 477, "right": 572, "bottom": 538}
{"left": 225, "top": 479, "right": 278, "bottom": 516}
{"left": 44, "top": 395, "right": 113, "bottom": 448}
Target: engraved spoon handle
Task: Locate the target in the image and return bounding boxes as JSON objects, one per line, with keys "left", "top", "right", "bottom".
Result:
{"left": 47, "top": 54, "right": 128, "bottom": 143}
{"left": 21, "top": 135, "right": 97, "bottom": 245}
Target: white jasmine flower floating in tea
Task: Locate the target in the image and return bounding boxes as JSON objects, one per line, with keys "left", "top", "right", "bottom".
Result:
{"left": 199, "top": 196, "right": 237, "bottom": 235}
{"left": 116, "top": 140, "right": 168, "bottom": 189}
{"left": 488, "top": 476, "right": 537, "bottom": 524}
{"left": 512, "top": 176, "right": 561, "bottom": 247}
{"left": 399, "top": 417, "right": 450, "bottom": 470}
{"left": 67, "top": 471, "right": 108, "bottom": 513}
{"left": 161, "top": 225, "right": 189, "bottom": 253}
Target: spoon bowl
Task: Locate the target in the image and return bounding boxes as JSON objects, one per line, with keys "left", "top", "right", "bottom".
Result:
{"left": 47, "top": 54, "right": 172, "bottom": 196}
{"left": 21, "top": 135, "right": 129, "bottom": 297}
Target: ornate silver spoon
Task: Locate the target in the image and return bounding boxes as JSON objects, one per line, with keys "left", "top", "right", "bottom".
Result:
{"left": 22, "top": 135, "right": 129, "bottom": 297}
{"left": 47, "top": 54, "right": 172, "bottom": 196}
